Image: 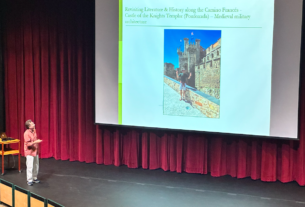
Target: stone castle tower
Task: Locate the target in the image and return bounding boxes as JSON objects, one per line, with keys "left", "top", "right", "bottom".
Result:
{"left": 177, "top": 38, "right": 205, "bottom": 87}
{"left": 195, "top": 38, "right": 221, "bottom": 99}
{"left": 164, "top": 36, "right": 221, "bottom": 100}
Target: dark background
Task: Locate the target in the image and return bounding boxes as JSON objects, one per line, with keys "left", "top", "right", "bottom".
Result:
{"left": 0, "top": 0, "right": 5, "bottom": 133}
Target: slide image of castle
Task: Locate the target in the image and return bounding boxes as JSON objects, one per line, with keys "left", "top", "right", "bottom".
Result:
{"left": 163, "top": 29, "right": 221, "bottom": 118}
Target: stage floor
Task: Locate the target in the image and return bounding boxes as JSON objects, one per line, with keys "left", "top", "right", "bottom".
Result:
{"left": 1, "top": 156, "right": 305, "bottom": 207}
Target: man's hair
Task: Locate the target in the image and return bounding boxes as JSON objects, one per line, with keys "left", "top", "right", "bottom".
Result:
{"left": 25, "top": 119, "right": 33, "bottom": 129}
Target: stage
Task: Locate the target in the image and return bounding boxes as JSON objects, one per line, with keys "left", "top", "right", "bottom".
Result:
{"left": 0, "top": 157, "right": 304, "bottom": 207}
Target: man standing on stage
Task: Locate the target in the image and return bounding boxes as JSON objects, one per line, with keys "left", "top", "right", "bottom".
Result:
{"left": 24, "top": 120, "right": 42, "bottom": 186}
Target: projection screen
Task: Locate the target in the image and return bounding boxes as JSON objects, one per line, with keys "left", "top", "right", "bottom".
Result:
{"left": 95, "top": 0, "right": 303, "bottom": 139}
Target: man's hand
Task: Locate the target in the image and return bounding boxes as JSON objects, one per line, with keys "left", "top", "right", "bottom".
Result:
{"left": 188, "top": 73, "right": 192, "bottom": 79}
{"left": 34, "top": 139, "right": 42, "bottom": 144}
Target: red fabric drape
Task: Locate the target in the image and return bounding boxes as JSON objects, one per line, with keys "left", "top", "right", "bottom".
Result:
{"left": 3, "top": 0, "right": 305, "bottom": 185}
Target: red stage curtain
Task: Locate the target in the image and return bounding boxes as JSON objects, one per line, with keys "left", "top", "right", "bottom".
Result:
{"left": 2, "top": 0, "right": 305, "bottom": 185}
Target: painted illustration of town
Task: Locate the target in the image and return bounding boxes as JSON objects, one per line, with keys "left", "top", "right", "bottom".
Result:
{"left": 163, "top": 30, "right": 221, "bottom": 118}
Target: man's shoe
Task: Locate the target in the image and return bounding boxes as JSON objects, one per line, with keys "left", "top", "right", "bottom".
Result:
{"left": 27, "top": 181, "right": 33, "bottom": 186}
{"left": 33, "top": 179, "right": 40, "bottom": 183}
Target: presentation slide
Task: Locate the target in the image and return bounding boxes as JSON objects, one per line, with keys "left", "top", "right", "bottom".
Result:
{"left": 95, "top": 0, "right": 303, "bottom": 139}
